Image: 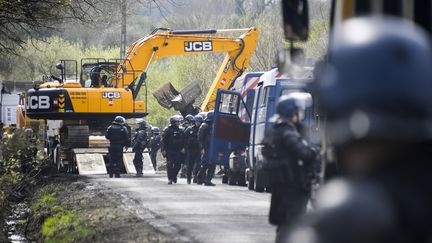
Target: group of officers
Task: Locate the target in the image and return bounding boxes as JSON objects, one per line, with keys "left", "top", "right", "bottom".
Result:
{"left": 104, "top": 16, "right": 431, "bottom": 243}
{"left": 105, "top": 116, "right": 161, "bottom": 178}
{"left": 104, "top": 111, "right": 217, "bottom": 186}
{"left": 162, "top": 112, "right": 216, "bottom": 186}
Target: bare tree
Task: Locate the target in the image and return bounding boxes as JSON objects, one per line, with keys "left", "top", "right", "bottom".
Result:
{"left": 0, "top": 0, "right": 174, "bottom": 53}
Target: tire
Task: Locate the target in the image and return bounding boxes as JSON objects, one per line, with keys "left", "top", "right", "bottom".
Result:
{"left": 254, "top": 169, "right": 265, "bottom": 192}
{"left": 238, "top": 172, "right": 247, "bottom": 186}
{"left": 248, "top": 175, "right": 255, "bottom": 190}
{"left": 228, "top": 170, "right": 237, "bottom": 185}
{"left": 222, "top": 175, "right": 228, "bottom": 184}
{"left": 255, "top": 183, "right": 265, "bottom": 192}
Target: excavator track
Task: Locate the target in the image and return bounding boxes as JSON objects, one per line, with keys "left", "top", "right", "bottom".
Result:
{"left": 62, "top": 125, "right": 90, "bottom": 148}
{"left": 58, "top": 125, "right": 90, "bottom": 173}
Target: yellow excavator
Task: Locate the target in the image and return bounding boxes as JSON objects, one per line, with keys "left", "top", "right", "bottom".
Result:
{"left": 23, "top": 27, "right": 259, "bottom": 172}
{"left": 26, "top": 27, "right": 259, "bottom": 119}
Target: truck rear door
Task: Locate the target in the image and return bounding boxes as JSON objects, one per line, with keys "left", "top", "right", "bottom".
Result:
{"left": 210, "top": 90, "right": 251, "bottom": 166}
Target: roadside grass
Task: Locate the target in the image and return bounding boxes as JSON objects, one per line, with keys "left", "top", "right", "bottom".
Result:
{"left": 30, "top": 185, "right": 94, "bottom": 242}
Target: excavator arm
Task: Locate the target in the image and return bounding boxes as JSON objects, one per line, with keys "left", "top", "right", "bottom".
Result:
{"left": 113, "top": 27, "right": 259, "bottom": 112}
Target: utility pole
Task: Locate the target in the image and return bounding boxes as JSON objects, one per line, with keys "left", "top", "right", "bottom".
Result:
{"left": 120, "top": 0, "right": 127, "bottom": 58}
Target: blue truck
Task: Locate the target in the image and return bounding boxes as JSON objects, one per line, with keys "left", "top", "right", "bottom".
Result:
{"left": 209, "top": 68, "right": 320, "bottom": 191}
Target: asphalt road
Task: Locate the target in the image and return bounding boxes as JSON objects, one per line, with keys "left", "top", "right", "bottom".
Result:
{"left": 87, "top": 173, "right": 276, "bottom": 243}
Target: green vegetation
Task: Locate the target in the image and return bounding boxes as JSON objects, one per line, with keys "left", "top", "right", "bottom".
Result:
{"left": 29, "top": 185, "right": 94, "bottom": 242}
{"left": 0, "top": 130, "right": 48, "bottom": 240}
{"left": 0, "top": 130, "right": 46, "bottom": 204}
{"left": 42, "top": 213, "right": 93, "bottom": 243}
{"left": 0, "top": 37, "right": 118, "bottom": 81}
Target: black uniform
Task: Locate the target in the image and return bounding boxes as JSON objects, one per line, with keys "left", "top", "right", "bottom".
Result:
{"left": 196, "top": 121, "right": 215, "bottom": 185}
{"left": 179, "top": 124, "right": 188, "bottom": 178}
{"left": 184, "top": 124, "right": 201, "bottom": 183}
{"left": 162, "top": 124, "right": 185, "bottom": 183}
{"left": 287, "top": 155, "right": 432, "bottom": 243}
{"left": 105, "top": 123, "right": 129, "bottom": 177}
{"left": 262, "top": 121, "right": 317, "bottom": 241}
{"left": 132, "top": 128, "right": 148, "bottom": 175}
{"left": 149, "top": 134, "right": 161, "bottom": 170}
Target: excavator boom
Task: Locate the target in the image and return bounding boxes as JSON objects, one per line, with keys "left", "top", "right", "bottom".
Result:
{"left": 115, "top": 27, "right": 259, "bottom": 112}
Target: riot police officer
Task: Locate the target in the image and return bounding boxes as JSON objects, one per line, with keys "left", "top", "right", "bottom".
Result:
{"left": 105, "top": 116, "right": 129, "bottom": 178}
{"left": 197, "top": 111, "right": 216, "bottom": 186}
{"left": 162, "top": 115, "right": 186, "bottom": 184}
{"left": 149, "top": 126, "right": 161, "bottom": 171}
{"left": 184, "top": 114, "right": 195, "bottom": 128}
{"left": 261, "top": 94, "right": 318, "bottom": 243}
{"left": 180, "top": 114, "right": 194, "bottom": 178}
{"left": 184, "top": 114, "right": 202, "bottom": 184}
{"left": 287, "top": 17, "right": 432, "bottom": 243}
{"left": 132, "top": 118, "right": 148, "bottom": 177}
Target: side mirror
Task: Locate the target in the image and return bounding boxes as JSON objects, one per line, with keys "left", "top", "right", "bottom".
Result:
{"left": 277, "top": 47, "right": 306, "bottom": 73}
{"left": 282, "top": 0, "right": 309, "bottom": 41}
{"left": 55, "top": 63, "right": 64, "bottom": 70}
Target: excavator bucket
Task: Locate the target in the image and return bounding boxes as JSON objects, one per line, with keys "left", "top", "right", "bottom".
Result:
{"left": 153, "top": 81, "right": 201, "bottom": 115}
{"left": 172, "top": 81, "right": 201, "bottom": 110}
{"left": 153, "top": 82, "right": 180, "bottom": 109}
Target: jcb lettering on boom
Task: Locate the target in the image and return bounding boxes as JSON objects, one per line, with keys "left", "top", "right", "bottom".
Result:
{"left": 102, "top": 92, "right": 121, "bottom": 99}
{"left": 184, "top": 41, "right": 213, "bottom": 52}
{"left": 26, "top": 96, "right": 50, "bottom": 110}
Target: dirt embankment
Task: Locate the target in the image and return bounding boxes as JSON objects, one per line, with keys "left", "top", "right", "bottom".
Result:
{"left": 24, "top": 176, "right": 172, "bottom": 242}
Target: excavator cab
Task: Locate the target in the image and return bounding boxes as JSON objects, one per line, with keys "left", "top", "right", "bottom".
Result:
{"left": 81, "top": 61, "right": 119, "bottom": 88}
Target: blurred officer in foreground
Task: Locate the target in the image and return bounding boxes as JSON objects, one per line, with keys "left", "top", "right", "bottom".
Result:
{"left": 162, "top": 115, "right": 186, "bottom": 184}
{"left": 261, "top": 95, "right": 318, "bottom": 242}
{"left": 106, "top": 116, "right": 129, "bottom": 178}
{"left": 132, "top": 118, "right": 148, "bottom": 177}
{"left": 287, "top": 17, "right": 432, "bottom": 243}
{"left": 149, "top": 126, "right": 161, "bottom": 171}
{"left": 197, "top": 111, "right": 216, "bottom": 186}
{"left": 185, "top": 114, "right": 203, "bottom": 184}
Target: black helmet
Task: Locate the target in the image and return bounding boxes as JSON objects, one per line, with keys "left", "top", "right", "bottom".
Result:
{"left": 317, "top": 17, "right": 432, "bottom": 144}
{"left": 151, "top": 126, "right": 160, "bottom": 134}
{"left": 205, "top": 111, "right": 214, "bottom": 122}
{"left": 169, "top": 115, "right": 182, "bottom": 125}
{"left": 194, "top": 114, "right": 204, "bottom": 123}
{"left": 136, "top": 118, "right": 147, "bottom": 127}
{"left": 185, "top": 114, "right": 195, "bottom": 123}
{"left": 114, "top": 116, "right": 126, "bottom": 125}
{"left": 276, "top": 95, "right": 302, "bottom": 120}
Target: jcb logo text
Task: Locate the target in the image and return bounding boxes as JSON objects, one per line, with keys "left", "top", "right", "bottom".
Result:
{"left": 102, "top": 92, "right": 121, "bottom": 99}
{"left": 184, "top": 41, "right": 213, "bottom": 52}
{"left": 26, "top": 96, "right": 50, "bottom": 110}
